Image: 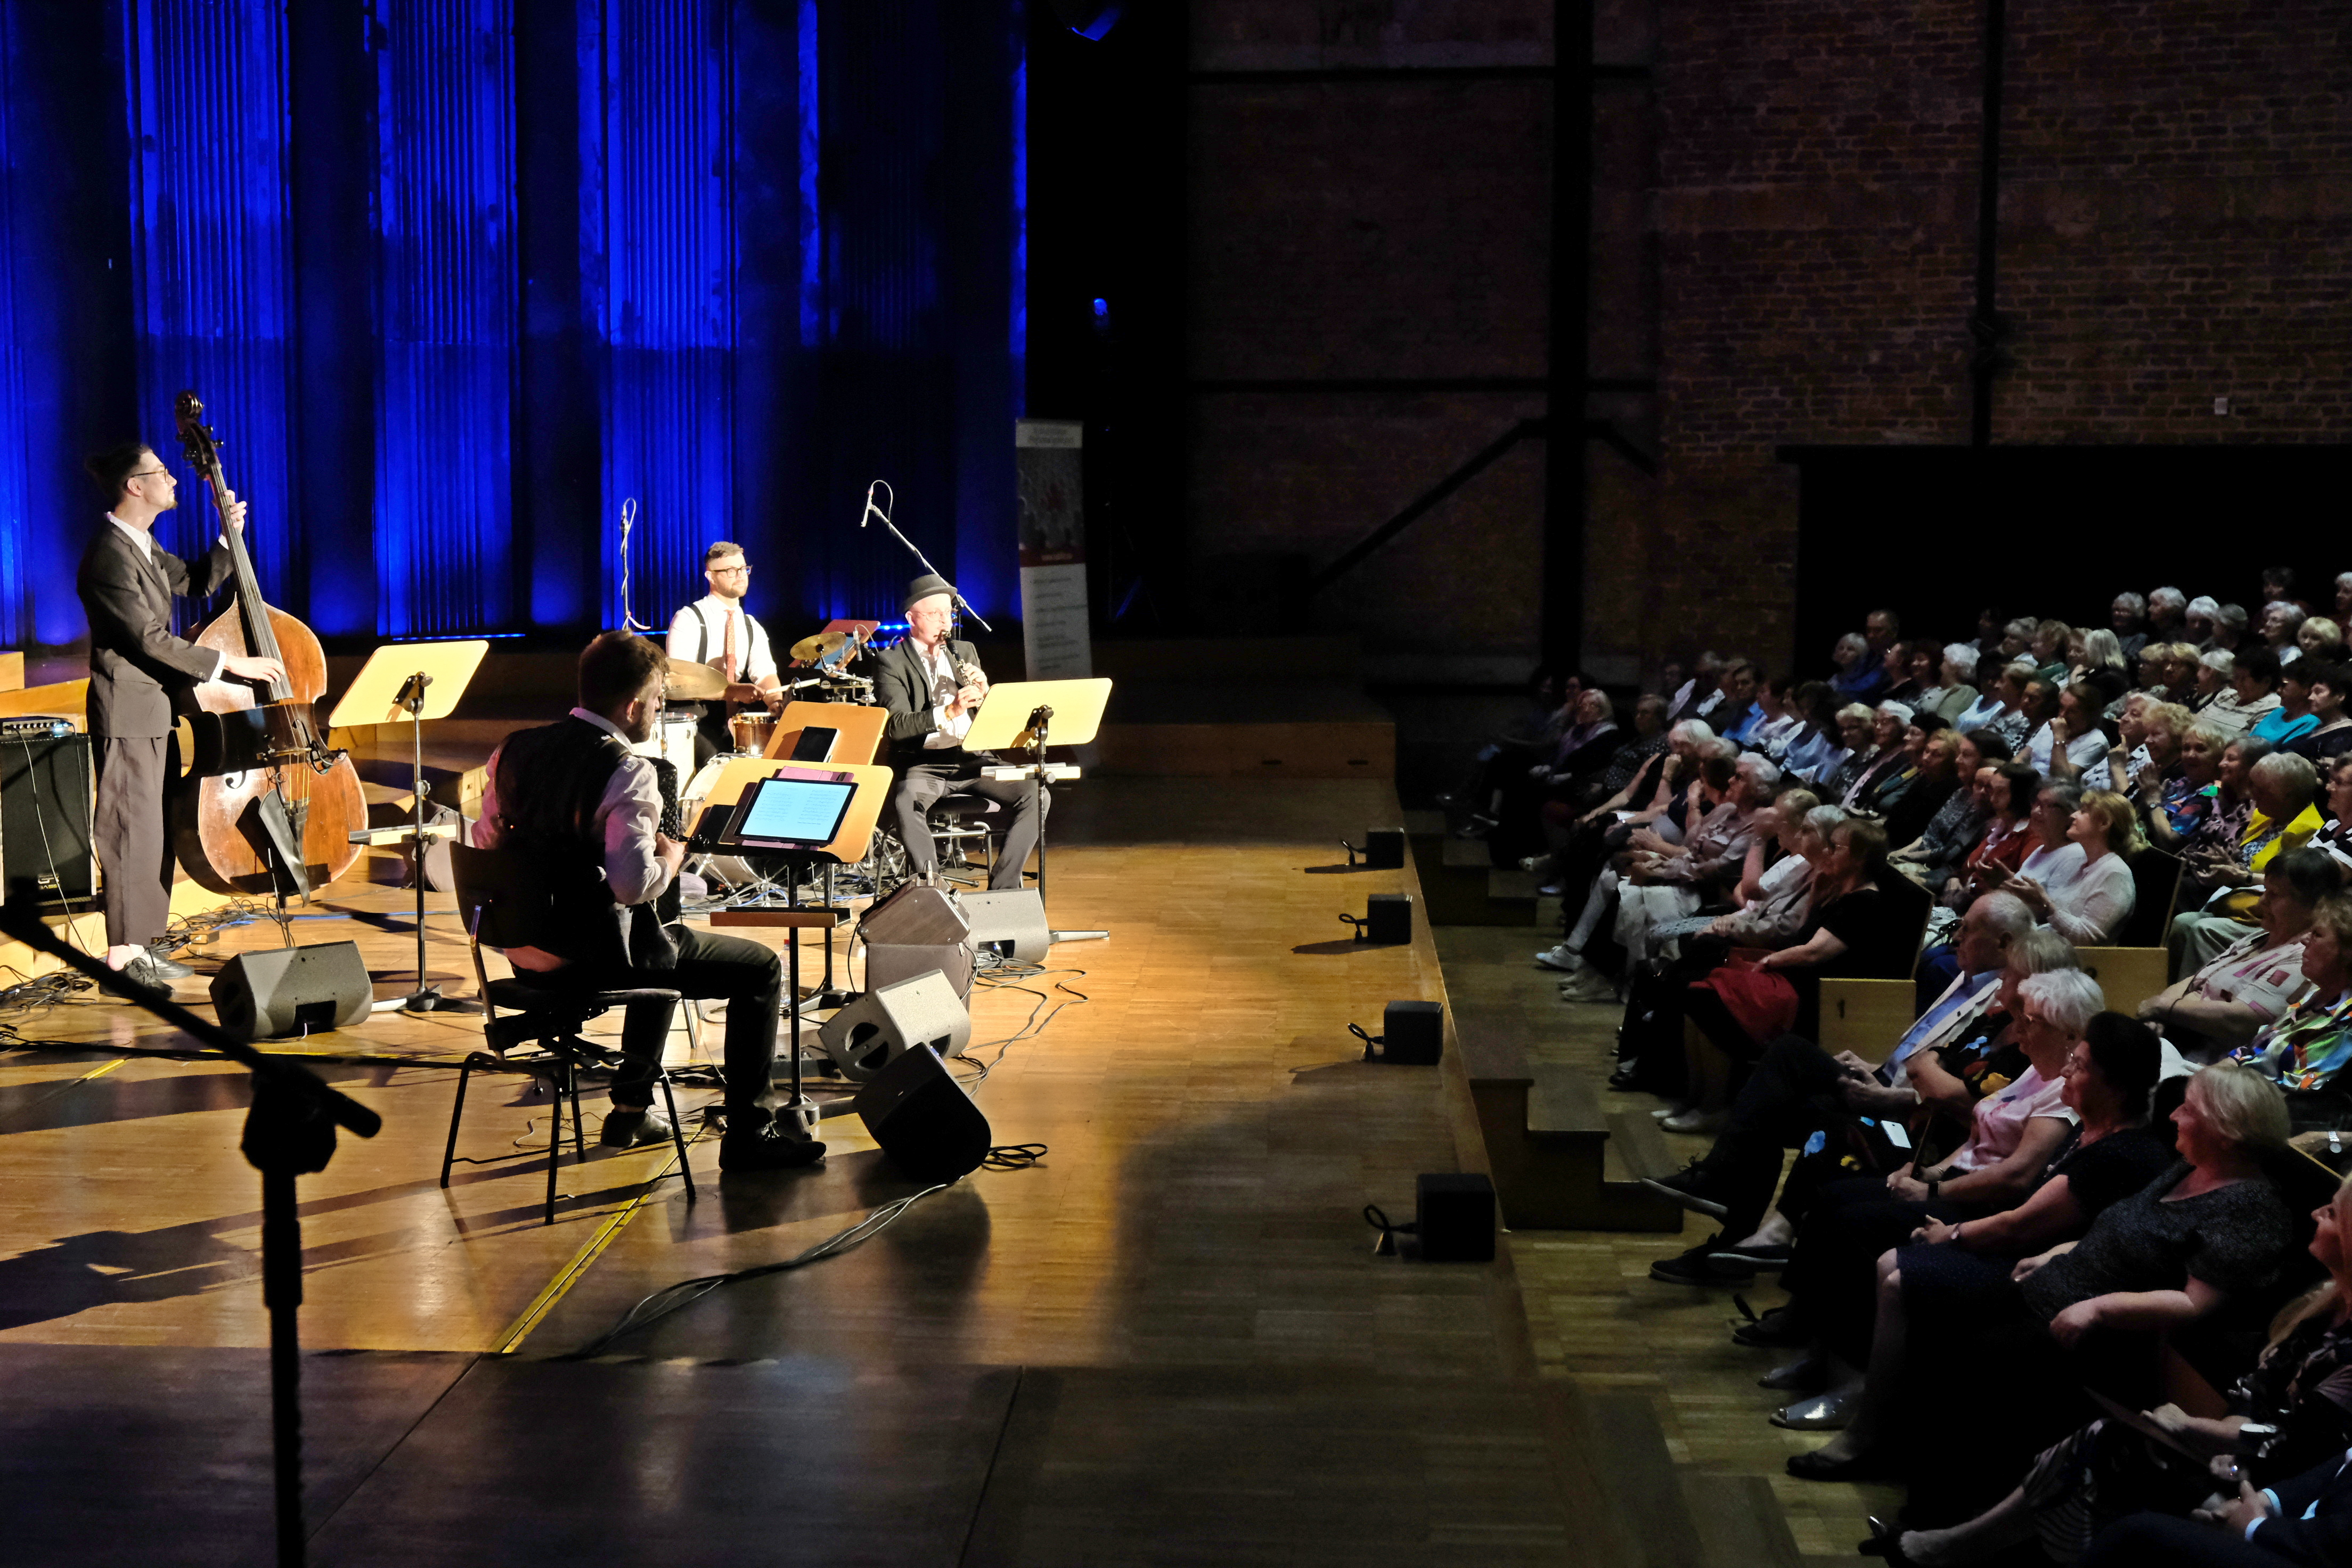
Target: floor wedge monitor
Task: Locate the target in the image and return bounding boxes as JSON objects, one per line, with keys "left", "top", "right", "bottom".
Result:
{"left": 854, "top": 1043, "right": 991, "bottom": 1185}
{"left": 210, "top": 941, "right": 374, "bottom": 1042}
{"left": 818, "top": 970, "right": 971, "bottom": 1082}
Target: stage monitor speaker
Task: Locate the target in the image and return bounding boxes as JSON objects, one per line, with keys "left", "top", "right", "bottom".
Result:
{"left": 855, "top": 1043, "right": 992, "bottom": 1184}
{"left": 1378, "top": 1000, "right": 1443, "bottom": 1065}
{"left": 0, "top": 729, "right": 95, "bottom": 904}
{"left": 1350, "top": 893, "right": 1411, "bottom": 945}
{"left": 210, "top": 941, "right": 374, "bottom": 1042}
{"left": 1415, "top": 1173, "right": 1496, "bottom": 1262}
{"left": 1344, "top": 829, "right": 1404, "bottom": 870}
{"left": 960, "top": 888, "right": 1049, "bottom": 964}
{"left": 861, "top": 883, "right": 969, "bottom": 946}
{"left": 864, "top": 942, "right": 975, "bottom": 1000}
{"left": 819, "top": 970, "right": 971, "bottom": 1081}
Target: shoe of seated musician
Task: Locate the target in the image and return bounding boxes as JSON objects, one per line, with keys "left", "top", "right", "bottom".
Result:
{"left": 143, "top": 947, "right": 195, "bottom": 980}
{"left": 599, "top": 1104, "right": 675, "bottom": 1149}
{"left": 719, "top": 1116, "right": 827, "bottom": 1172}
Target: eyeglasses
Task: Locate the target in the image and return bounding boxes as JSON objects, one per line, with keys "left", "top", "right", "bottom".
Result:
{"left": 128, "top": 468, "right": 172, "bottom": 480}
{"left": 710, "top": 565, "right": 750, "bottom": 576}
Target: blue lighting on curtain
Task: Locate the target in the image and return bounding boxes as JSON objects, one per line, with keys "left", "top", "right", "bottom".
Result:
{"left": 0, "top": 1, "right": 1020, "bottom": 652}
{"left": 588, "top": 0, "right": 737, "bottom": 632}
{"left": 373, "top": 0, "right": 517, "bottom": 637}
{"left": 122, "top": 0, "right": 297, "bottom": 616}
{"left": 796, "top": 0, "right": 827, "bottom": 349}
{"left": 0, "top": 29, "right": 26, "bottom": 649}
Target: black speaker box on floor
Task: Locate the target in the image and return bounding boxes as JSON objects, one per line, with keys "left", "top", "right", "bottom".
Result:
{"left": 210, "top": 942, "right": 374, "bottom": 1042}
{"left": 1379, "top": 1000, "right": 1443, "bottom": 1065}
{"left": 0, "top": 728, "right": 95, "bottom": 904}
{"left": 1345, "top": 828, "right": 1404, "bottom": 869}
{"left": 1363, "top": 893, "right": 1412, "bottom": 945}
{"left": 854, "top": 1044, "right": 993, "bottom": 1185}
{"left": 1416, "top": 1173, "right": 1496, "bottom": 1262}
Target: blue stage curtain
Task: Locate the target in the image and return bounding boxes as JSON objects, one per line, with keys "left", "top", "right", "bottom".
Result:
{"left": 583, "top": 0, "right": 737, "bottom": 633}
{"left": 121, "top": 0, "right": 298, "bottom": 622}
{"left": 372, "top": 0, "right": 518, "bottom": 638}
{"left": 2, "top": 0, "right": 1020, "bottom": 651}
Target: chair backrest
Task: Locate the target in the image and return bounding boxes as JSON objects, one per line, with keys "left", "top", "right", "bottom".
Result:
{"left": 1872, "top": 868, "right": 1933, "bottom": 978}
{"left": 2076, "top": 946, "right": 2171, "bottom": 1014}
{"left": 1817, "top": 979, "right": 1920, "bottom": 1061}
{"left": 448, "top": 842, "right": 557, "bottom": 954}
{"left": 2118, "top": 848, "right": 2185, "bottom": 948}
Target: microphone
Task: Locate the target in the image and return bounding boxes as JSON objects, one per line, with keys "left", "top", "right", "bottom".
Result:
{"left": 861, "top": 481, "right": 877, "bottom": 528}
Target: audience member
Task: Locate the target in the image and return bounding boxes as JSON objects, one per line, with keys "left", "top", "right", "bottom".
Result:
{"left": 2289, "top": 663, "right": 2352, "bottom": 765}
{"left": 2142, "top": 850, "right": 2340, "bottom": 1063}
{"left": 2225, "top": 891, "right": 2352, "bottom": 1118}
{"left": 2172, "top": 752, "right": 2325, "bottom": 973}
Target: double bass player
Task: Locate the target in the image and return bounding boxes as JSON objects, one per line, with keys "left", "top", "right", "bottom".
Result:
{"left": 76, "top": 442, "right": 282, "bottom": 993}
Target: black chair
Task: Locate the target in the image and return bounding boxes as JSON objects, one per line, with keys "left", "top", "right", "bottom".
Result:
{"left": 926, "top": 794, "right": 1006, "bottom": 884}
{"left": 442, "top": 843, "right": 697, "bottom": 1225}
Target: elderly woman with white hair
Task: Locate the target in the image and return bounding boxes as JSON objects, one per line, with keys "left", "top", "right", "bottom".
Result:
{"left": 2110, "top": 592, "right": 2151, "bottom": 662}
{"left": 2171, "top": 750, "right": 2327, "bottom": 973}
{"left": 2264, "top": 599, "right": 2310, "bottom": 665}
{"left": 1837, "top": 700, "right": 1921, "bottom": 812}
{"left": 1915, "top": 643, "right": 1982, "bottom": 725}
{"left": 2185, "top": 594, "right": 2222, "bottom": 646}
{"left": 1831, "top": 630, "right": 1888, "bottom": 703}
{"left": 2147, "top": 586, "right": 2189, "bottom": 641}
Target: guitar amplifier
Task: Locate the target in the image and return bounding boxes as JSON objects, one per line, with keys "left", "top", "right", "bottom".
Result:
{"left": 0, "top": 730, "right": 96, "bottom": 904}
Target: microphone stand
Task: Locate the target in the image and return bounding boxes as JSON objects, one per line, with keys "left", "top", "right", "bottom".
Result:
{"left": 864, "top": 483, "right": 991, "bottom": 633}
{"left": 0, "top": 884, "right": 381, "bottom": 1568}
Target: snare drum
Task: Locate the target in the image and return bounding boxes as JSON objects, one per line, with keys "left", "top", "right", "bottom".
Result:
{"left": 728, "top": 710, "right": 777, "bottom": 756}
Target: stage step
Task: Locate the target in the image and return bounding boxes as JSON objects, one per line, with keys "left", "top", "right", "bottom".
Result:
{"left": 1453, "top": 1023, "right": 1681, "bottom": 1232}
{"left": 1411, "top": 832, "right": 1535, "bottom": 928}
{"left": 1678, "top": 1470, "right": 1810, "bottom": 1568}
{"left": 1487, "top": 868, "right": 1541, "bottom": 902}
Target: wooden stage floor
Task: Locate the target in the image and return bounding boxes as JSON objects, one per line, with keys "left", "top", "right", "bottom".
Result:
{"left": 0, "top": 778, "right": 1623, "bottom": 1566}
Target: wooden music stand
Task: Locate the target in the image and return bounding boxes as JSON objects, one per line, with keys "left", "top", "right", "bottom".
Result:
{"left": 329, "top": 639, "right": 490, "bottom": 1012}
{"left": 960, "top": 676, "right": 1112, "bottom": 899}
{"left": 697, "top": 758, "right": 892, "bottom": 1135}
{"left": 765, "top": 699, "right": 887, "bottom": 764}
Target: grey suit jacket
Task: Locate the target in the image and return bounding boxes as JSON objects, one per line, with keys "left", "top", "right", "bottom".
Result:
{"left": 76, "top": 522, "right": 234, "bottom": 739}
{"left": 871, "top": 637, "right": 981, "bottom": 764}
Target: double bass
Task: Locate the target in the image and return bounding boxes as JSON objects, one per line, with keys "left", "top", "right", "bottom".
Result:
{"left": 168, "top": 390, "right": 368, "bottom": 897}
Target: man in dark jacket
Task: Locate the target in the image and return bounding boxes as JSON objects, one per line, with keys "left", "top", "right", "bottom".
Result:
{"left": 869, "top": 575, "right": 1045, "bottom": 890}
{"left": 2081, "top": 1445, "right": 2352, "bottom": 1566}
{"left": 75, "top": 442, "right": 283, "bottom": 992}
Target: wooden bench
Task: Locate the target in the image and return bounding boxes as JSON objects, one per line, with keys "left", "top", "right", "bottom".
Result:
{"left": 1455, "top": 1019, "right": 1683, "bottom": 1232}
{"left": 1817, "top": 978, "right": 1920, "bottom": 1062}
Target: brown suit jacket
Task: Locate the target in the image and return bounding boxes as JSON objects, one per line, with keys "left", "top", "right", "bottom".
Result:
{"left": 76, "top": 521, "right": 234, "bottom": 739}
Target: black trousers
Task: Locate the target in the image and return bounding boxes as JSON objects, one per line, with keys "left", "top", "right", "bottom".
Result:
{"left": 1696, "top": 1032, "right": 1856, "bottom": 1240}
{"left": 92, "top": 733, "right": 173, "bottom": 949}
{"left": 2080, "top": 1512, "right": 2291, "bottom": 1568}
{"left": 888, "top": 752, "right": 1048, "bottom": 891}
{"left": 1779, "top": 1175, "right": 1962, "bottom": 1365}
{"left": 519, "top": 925, "right": 782, "bottom": 1115}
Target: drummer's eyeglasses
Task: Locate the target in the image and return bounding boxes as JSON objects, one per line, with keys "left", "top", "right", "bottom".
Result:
{"left": 710, "top": 564, "right": 750, "bottom": 576}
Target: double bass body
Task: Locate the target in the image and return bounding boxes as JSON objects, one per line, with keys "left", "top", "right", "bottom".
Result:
{"left": 165, "top": 392, "right": 366, "bottom": 897}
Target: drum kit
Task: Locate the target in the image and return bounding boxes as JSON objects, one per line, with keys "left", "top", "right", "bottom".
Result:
{"left": 661, "top": 624, "right": 896, "bottom": 889}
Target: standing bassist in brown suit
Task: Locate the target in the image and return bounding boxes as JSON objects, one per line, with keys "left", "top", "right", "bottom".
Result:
{"left": 75, "top": 442, "right": 281, "bottom": 993}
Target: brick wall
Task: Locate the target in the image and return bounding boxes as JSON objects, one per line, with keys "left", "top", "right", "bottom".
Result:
{"left": 1653, "top": 0, "right": 2352, "bottom": 672}
{"left": 1182, "top": 1, "right": 2352, "bottom": 683}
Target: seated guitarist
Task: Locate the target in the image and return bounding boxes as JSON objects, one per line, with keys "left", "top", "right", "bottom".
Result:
{"left": 872, "top": 574, "right": 1046, "bottom": 889}
{"left": 473, "top": 631, "right": 821, "bottom": 1171}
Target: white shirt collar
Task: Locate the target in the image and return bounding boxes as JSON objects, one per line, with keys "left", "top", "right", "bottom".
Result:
{"left": 106, "top": 512, "right": 154, "bottom": 558}
{"left": 570, "top": 707, "right": 632, "bottom": 744}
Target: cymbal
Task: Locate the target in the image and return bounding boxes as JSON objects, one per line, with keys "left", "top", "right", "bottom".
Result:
{"left": 663, "top": 658, "right": 728, "bottom": 700}
{"left": 790, "top": 630, "right": 855, "bottom": 664}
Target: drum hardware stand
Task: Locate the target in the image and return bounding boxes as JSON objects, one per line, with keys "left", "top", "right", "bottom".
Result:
{"left": 1, "top": 886, "right": 381, "bottom": 1568}
{"left": 863, "top": 480, "right": 992, "bottom": 633}
{"left": 330, "top": 640, "right": 490, "bottom": 1014}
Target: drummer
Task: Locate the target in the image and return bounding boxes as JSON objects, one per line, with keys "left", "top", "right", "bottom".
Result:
{"left": 666, "top": 541, "right": 783, "bottom": 763}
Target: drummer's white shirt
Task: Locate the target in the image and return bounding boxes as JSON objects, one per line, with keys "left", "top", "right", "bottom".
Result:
{"left": 667, "top": 594, "right": 778, "bottom": 686}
